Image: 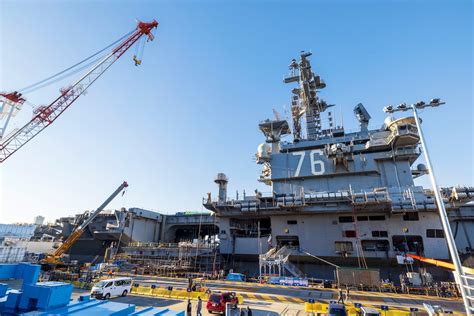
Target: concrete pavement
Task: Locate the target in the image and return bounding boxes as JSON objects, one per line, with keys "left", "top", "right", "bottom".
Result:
{"left": 122, "top": 274, "right": 464, "bottom": 313}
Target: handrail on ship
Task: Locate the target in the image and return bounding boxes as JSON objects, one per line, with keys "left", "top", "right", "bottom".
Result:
{"left": 126, "top": 241, "right": 215, "bottom": 249}
{"left": 204, "top": 188, "right": 394, "bottom": 205}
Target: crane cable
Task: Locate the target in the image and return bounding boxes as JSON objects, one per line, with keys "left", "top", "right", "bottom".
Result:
{"left": 132, "top": 36, "right": 147, "bottom": 66}
{"left": 19, "top": 29, "right": 135, "bottom": 94}
{"left": 22, "top": 57, "right": 102, "bottom": 95}
{"left": 138, "top": 36, "right": 146, "bottom": 60}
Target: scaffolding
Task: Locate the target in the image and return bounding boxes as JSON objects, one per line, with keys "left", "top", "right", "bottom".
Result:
{"left": 118, "top": 241, "right": 220, "bottom": 278}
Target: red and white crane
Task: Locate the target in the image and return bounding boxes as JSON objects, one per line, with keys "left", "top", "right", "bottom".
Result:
{"left": 0, "top": 19, "right": 158, "bottom": 163}
{"left": 0, "top": 92, "right": 26, "bottom": 139}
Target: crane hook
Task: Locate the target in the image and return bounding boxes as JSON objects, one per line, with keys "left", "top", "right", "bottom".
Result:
{"left": 133, "top": 55, "right": 142, "bottom": 66}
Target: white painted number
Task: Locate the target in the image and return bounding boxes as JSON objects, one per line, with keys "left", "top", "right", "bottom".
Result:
{"left": 292, "top": 150, "right": 325, "bottom": 177}
{"left": 310, "top": 149, "right": 325, "bottom": 175}
{"left": 292, "top": 151, "right": 305, "bottom": 177}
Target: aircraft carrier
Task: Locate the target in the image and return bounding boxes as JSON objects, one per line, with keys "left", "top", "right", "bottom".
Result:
{"left": 10, "top": 49, "right": 473, "bottom": 283}
{"left": 203, "top": 51, "right": 474, "bottom": 280}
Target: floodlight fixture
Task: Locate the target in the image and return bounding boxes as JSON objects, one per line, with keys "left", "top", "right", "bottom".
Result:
{"left": 383, "top": 105, "right": 394, "bottom": 113}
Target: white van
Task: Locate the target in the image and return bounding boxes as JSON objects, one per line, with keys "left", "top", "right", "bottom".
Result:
{"left": 90, "top": 277, "right": 133, "bottom": 300}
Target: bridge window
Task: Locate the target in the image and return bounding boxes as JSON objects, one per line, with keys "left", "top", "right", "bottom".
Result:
{"left": 372, "top": 231, "right": 388, "bottom": 238}
{"left": 369, "top": 215, "right": 385, "bottom": 221}
{"left": 403, "top": 212, "right": 419, "bottom": 221}
{"left": 335, "top": 241, "right": 353, "bottom": 252}
{"left": 339, "top": 216, "right": 354, "bottom": 223}
{"left": 287, "top": 220, "right": 297, "bottom": 225}
{"left": 362, "top": 240, "right": 389, "bottom": 252}
{"left": 356, "top": 215, "right": 385, "bottom": 221}
{"left": 392, "top": 235, "right": 424, "bottom": 254}
{"left": 426, "top": 229, "right": 444, "bottom": 238}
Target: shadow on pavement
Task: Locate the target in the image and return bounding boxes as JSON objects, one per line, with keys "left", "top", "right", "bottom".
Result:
{"left": 113, "top": 294, "right": 182, "bottom": 307}
{"left": 234, "top": 308, "right": 279, "bottom": 316}
{"left": 243, "top": 301, "right": 272, "bottom": 307}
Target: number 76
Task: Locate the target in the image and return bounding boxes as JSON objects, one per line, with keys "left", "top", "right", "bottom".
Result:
{"left": 292, "top": 150, "right": 325, "bottom": 177}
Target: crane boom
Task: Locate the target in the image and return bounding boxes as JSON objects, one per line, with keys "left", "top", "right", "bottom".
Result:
{"left": 0, "top": 20, "right": 158, "bottom": 163}
{"left": 406, "top": 253, "right": 474, "bottom": 274}
{"left": 43, "top": 181, "right": 128, "bottom": 264}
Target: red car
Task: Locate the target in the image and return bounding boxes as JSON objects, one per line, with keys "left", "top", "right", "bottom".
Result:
{"left": 206, "top": 292, "right": 238, "bottom": 314}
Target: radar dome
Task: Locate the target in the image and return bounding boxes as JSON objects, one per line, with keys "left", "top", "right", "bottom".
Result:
{"left": 417, "top": 163, "right": 427, "bottom": 171}
{"left": 256, "top": 143, "right": 271, "bottom": 162}
{"left": 383, "top": 116, "right": 393, "bottom": 129}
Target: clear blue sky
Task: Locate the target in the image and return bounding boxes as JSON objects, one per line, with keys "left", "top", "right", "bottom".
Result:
{"left": 0, "top": 0, "right": 472, "bottom": 223}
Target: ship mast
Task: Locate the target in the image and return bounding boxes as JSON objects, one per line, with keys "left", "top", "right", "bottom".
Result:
{"left": 284, "top": 51, "right": 333, "bottom": 140}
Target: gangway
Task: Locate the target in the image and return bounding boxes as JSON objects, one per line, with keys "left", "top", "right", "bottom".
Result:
{"left": 260, "top": 246, "right": 305, "bottom": 278}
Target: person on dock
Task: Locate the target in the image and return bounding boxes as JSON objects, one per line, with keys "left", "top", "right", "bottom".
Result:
{"left": 337, "top": 288, "right": 344, "bottom": 304}
{"left": 186, "top": 299, "right": 192, "bottom": 316}
{"left": 196, "top": 297, "right": 202, "bottom": 316}
{"left": 247, "top": 306, "right": 252, "bottom": 316}
{"left": 345, "top": 287, "right": 350, "bottom": 302}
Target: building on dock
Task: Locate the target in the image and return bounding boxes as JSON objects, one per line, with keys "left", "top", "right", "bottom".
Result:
{"left": 0, "top": 224, "right": 36, "bottom": 263}
{"left": 31, "top": 208, "right": 219, "bottom": 268}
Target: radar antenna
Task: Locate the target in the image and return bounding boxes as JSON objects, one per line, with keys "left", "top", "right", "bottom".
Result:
{"left": 272, "top": 109, "right": 281, "bottom": 121}
{"left": 284, "top": 51, "right": 333, "bottom": 140}
{"left": 353, "top": 103, "right": 371, "bottom": 132}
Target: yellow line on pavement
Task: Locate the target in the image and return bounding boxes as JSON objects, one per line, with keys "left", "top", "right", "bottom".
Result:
{"left": 245, "top": 293, "right": 257, "bottom": 300}
{"left": 270, "top": 295, "right": 287, "bottom": 303}
{"left": 235, "top": 292, "right": 307, "bottom": 304}
{"left": 259, "top": 294, "right": 273, "bottom": 301}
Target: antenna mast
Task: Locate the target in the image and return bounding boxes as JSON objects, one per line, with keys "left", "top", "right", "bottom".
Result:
{"left": 284, "top": 51, "right": 333, "bottom": 140}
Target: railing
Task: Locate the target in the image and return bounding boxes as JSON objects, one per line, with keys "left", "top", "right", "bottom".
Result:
{"left": 279, "top": 124, "right": 382, "bottom": 148}
{"left": 203, "top": 191, "right": 275, "bottom": 205}
{"left": 460, "top": 274, "right": 474, "bottom": 313}
{"left": 260, "top": 246, "right": 305, "bottom": 277}
{"left": 165, "top": 215, "right": 215, "bottom": 224}
{"left": 350, "top": 188, "right": 391, "bottom": 206}
{"left": 126, "top": 241, "right": 216, "bottom": 249}
{"left": 205, "top": 186, "right": 454, "bottom": 216}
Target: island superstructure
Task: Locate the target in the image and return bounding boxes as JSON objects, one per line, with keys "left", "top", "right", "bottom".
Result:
{"left": 203, "top": 51, "right": 474, "bottom": 278}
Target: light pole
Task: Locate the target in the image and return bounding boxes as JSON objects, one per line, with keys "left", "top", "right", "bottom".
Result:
{"left": 384, "top": 99, "right": 473, "bottom": 315}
